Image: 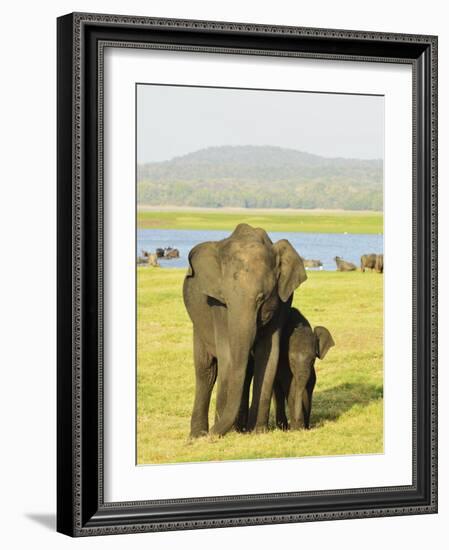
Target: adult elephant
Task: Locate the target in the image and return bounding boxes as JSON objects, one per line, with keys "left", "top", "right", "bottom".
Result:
{"left": 183, "top": 223, "right": 307, "bottom": 437}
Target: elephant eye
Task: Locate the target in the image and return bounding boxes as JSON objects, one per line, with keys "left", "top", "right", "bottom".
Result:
{"left": 206, "top": 296, "right": 226, "bottom": 308}
{"left": 261, "top": 311, "right": 272, "bottom": 323}
{"left": 259, "top": 303, "right": 274, "bottom": 324}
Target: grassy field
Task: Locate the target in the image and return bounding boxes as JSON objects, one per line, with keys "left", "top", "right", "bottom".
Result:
{"left": 137, "top": 208, "right": 383, "bottom": 234}
{"left": 137, "top": 268, "right": 383, "bottom": 464}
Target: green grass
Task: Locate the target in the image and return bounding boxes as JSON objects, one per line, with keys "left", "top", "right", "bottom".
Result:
{"left": 137, "top": 209, "right": 383, "bottom": 234}
{"left": 137, "top": 268, "right": 383, "bottom": 464}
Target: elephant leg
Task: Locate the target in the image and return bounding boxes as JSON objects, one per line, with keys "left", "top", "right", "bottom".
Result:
{"left": 248, "top": 329, "right": 280, "bottom": 433}
{"left": 235, "top": 357, "right": 254, "bottom": 432}
{"left": 190, "top": 330, "right": 217, "bottom": 438}
{"left": 302, "top": 389, "right": 311, "bottom": 429}
{"left": 274, "top": 379, "right": 288, "bottom": 430}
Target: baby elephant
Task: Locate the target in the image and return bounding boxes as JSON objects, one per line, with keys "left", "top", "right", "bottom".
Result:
{"left": 274, "top": 308, "right": 335, "bottom": 430}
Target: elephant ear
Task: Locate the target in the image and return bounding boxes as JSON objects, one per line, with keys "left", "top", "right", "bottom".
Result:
{"left": 273, "top": 239, "right": 307, "bottom": 302}
{"left": 186, "top": 242, "right": 224, "bottom": 303}
{"left": 314, "top": 326, "right": 335, "bottom": 359}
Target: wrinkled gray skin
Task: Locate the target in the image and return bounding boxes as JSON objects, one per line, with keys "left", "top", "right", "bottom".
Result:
{"left": 183, "top": 223, "right": 307, "bottom": 437}
{"left": 375, "top": 253, "right": 384, "bottom": 273}
{"left": 274, "top": 308, "right": 335, "bottom": 430}
{"left": 360, "top": 253, "right": 377, "bottom": 272}
{"left": 334, "top": 256, "right": 357, "bottom": 272}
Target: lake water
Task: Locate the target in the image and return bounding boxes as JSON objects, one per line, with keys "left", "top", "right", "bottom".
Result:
{"left": 138, "top": 229, "right": 383, "bottom": 271}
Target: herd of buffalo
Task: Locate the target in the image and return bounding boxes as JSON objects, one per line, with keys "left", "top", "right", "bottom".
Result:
{"left": 138, "top": 246, "right": 180, "bottom": 266}
{"left": 138, "top": 248, "right": 384, "bottom": 273}
{"left": 336, "top": 253, "right": 384, "bottom": 273}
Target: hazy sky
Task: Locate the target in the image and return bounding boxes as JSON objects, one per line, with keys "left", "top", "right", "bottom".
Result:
{"left": 137, "top": 84, "right": 384, "bottom": 164}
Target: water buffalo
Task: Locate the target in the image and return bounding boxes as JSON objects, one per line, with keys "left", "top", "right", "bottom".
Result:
{"left": 360, "top": 253, "right": 377, "bottom": 272}
{"left": 375, "top": 254, "right": 384, "bottom": 273}
{"left": 334, "top": 256, "right": 357, "bottom": 272}
{"left": 302, "top": 259, "right": 323, "bottom": 269}
{"left": 147, "top": 253, "right": 160, "bottom": 267}
{"left": 164, "top": 247, "right": 180, "bottom": 259}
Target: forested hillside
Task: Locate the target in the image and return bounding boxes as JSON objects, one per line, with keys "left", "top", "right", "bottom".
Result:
{"left": 138, "top": 145, "right": 383, "bottom": 210}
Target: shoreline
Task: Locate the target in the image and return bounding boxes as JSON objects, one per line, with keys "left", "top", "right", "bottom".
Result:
{"left": 137, "top": 205, "right": 381, "bottom": 216}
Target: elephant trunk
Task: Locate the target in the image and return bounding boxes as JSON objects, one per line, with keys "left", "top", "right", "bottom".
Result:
{"left": 289, "top": 377, "right": 305, "bottom": 429}
{"left": 211, "top": 305, "right": 257, "bottom": 436}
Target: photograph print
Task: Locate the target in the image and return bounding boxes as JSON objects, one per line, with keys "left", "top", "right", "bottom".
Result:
{"left": 136, "top": 83, "right": 384, "bottom": 465}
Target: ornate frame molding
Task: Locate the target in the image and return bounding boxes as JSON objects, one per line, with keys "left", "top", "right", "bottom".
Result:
{"left": 57, "top": 12, "right": 438, "bottom": 537}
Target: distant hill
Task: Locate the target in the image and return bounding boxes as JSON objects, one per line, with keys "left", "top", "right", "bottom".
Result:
{"left": 137, "top": 145, "right": 383, "bottom": 210}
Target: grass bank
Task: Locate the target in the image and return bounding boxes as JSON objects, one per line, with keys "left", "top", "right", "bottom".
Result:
{"left": 137, "top": 208, "right": 383, "bottom": 234}
{"left": 137, "top": 268, "right": 383, "bottom": 464}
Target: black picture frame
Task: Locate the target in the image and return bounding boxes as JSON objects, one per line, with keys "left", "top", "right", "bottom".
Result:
{"left": 57, "top": 12, "right": 438, "bottom": 537}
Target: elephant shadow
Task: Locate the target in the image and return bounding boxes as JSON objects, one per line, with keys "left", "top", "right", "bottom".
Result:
{"left": 309, "top": 382, "right": 383, "bottom": 428}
